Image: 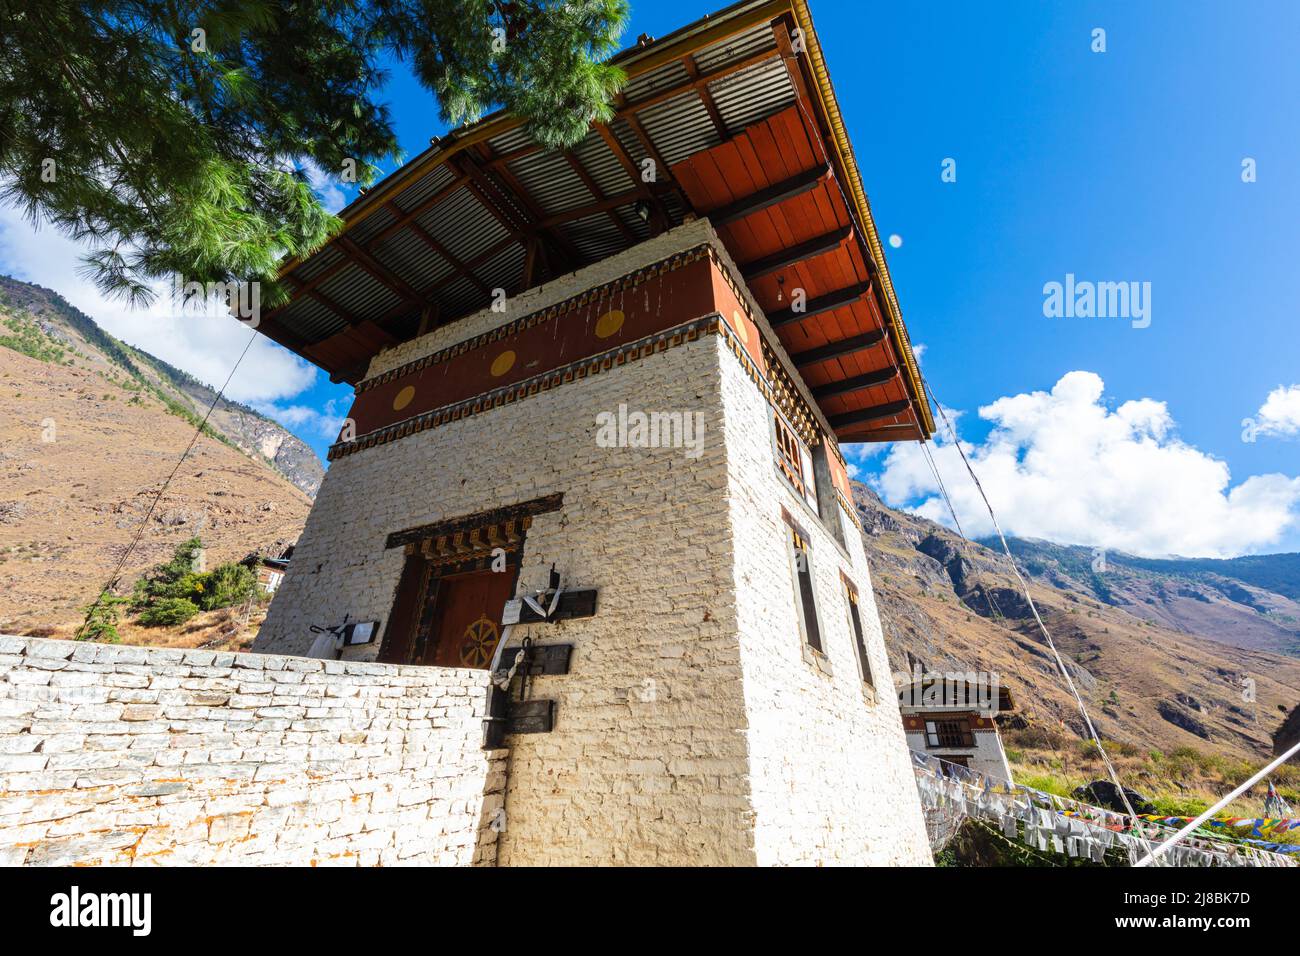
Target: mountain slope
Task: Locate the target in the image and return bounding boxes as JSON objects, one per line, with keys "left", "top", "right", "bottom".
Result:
{"left": 0, "top": 280, "right": 315, "bottom": 632}
{"left": 855, "top": 482, "right": 1300, "bottom": 766}
{"left": 0, "top": 275, "right": 324, "bottom": 496}
{"left": 990, "top": 537, "right": 1300, "bottom": 657}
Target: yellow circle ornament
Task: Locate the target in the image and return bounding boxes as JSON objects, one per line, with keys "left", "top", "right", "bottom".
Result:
{"left": 392, "top": 385, "right": 416, "bottom": 411}
{"left": 490, "top": 350, "right": 517, "bottom": 377}
{"left": 594, "top": 309, "right": 625, "bottom": 339}
{"left": 732, "top": 310, "right": 749, "bottom": 344}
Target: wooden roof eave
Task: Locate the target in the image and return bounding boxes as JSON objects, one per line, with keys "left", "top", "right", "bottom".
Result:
{"left": 785, "top": 0, "right": 933, "bottom": 438}
{"left": 266, "top": 0, "right": 931, "bottom": 440}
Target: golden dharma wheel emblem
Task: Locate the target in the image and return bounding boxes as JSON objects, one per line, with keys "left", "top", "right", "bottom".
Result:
{"left": 459, "top": 613, "right": 501, "bottom": 668}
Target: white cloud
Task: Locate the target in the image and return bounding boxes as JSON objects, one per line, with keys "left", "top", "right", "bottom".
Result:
{"left": 870, "top": 371, "right": 1300, "bottom": 558}
{"left": 0, "top": 203, "right": 317, "bottom": 405}
{"left": 303, "top": 161, "right": 348, "bottom": 214}
{"left": 1256, "top": 384, "right": 1300, "bottom": 439}
{"left": 254, "top": 398, "right": 346, "bottom": 441}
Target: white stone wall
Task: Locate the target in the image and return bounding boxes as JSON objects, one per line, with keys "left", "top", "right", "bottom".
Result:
{"left": 258, "top": 334, "right": 757, "bottom": 865}
{"left": 0, "top": 636, "right": 503, "bottom": 866}
{"left": 717, "top": 351, "right": 933, "bottom": 866}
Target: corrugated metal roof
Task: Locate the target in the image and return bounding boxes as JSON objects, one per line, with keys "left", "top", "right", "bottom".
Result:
{"left": 637, "top": 91, "right": 723, "bottom": 168}
{"left": 389, "top": 160, "right": 456, "bottom": 215}
{"left": 370, "top": 225, "right": 456, "bottom": 293}
{"left": 508, "top": 150, "right": 593, "bottom": 217}
{"left": 563, "top": 212, "right": 628, "bottom": 263}
{"left": 276, "top": 294, "right": 347, "bottom": 343}
{"left": 291, "top": 244, "right": 346, "bottom": 284}
{"left": 621, "top": 58, "right": 691, "bottom": 105}
{"left": 475, "top": 241, "right": 526, "bottom": 296}
{"left": 437, "top": 274, "right": 486, "bottom": 319}
{"left": 318, "top": 266, "right": 402, "bottom": 318}
{"left": 692, "top": 20, "right": 777, "bottom": 72}
{"left": 571, "top": 129, "right": 634, "bottom": 198}
{"left": 416, "top": 188, "right": 509, "bottom": 267}
{"left": 346, "top": 203, "right": 396, "bottom": 248}
{"left": 486, "top": 125, "right": 533, "bottom": 157}
{"left": 709, "top": 57, "right": 794, "bottom": 137}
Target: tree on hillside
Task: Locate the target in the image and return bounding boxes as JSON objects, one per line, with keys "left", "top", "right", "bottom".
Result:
{"left": 0, "top": 1, "right": 628, "bottom": 307}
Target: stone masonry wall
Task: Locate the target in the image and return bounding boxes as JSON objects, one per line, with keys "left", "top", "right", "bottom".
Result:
{"left": 718, "top": 346, "right": 933, "bottom": 866}
{"left": 0, "top": 636, "right": 503, "bottom": 866}
{"left": 257, "top": 332, "right": 758, "bottom": 865}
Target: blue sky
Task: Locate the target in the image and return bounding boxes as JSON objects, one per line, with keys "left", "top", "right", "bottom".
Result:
{"left": 2, "top": 1, "right": 1297, "bottom": 556}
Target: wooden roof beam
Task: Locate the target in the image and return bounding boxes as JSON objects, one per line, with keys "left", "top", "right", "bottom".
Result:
{"left": 810, "top": 367, "right": 898, "bottom": 400}
{"left": 442, "top": 152, "right": 536, "bottom": 246}
{"left": 708, "top": 163, "right": 830, "bottom": 227}
{"left": 683, "top": 54, "right": 729, "bottom": 139}
{"left": 618, "top": 45, "right": 779, "bottom": 115}
{"left": 767, "top": 279, "right": 872, "bottom": 329}
{"left": 386, "top": 200, "right": 491, "bottom": 296}
{"left": 595, "top": 123, "right": 671, "bottom": 235}
{"left": 741, "top": 225, "right": 852, "bottom": 281}
{"left": 789, "top": 328, "right": 886, "bottom": 368}
{"left": 335, "top": 234, "right": 424, "bottom": 304}
{"left": 561, "top": 151, "right": 639, "bottom": 243}
{"left": 828, "top": 400, "right": 912, "bottom": 431}
{"left": 622, "top": 111, "right": 686, "bottom": 210}
{"left": 372, "top": 233, "right": 520, "bottom": 328}
{"left": 482, "top": 46, "right": 780, "bottom": 185}
{"left": 367, "top": 173, "right": 471, "bottom": 249}
{"left": 305, "top": 288, "right": 361, "bottom": 326}
{"left": 461, "top": 144, "right": 584, "bottom": 274}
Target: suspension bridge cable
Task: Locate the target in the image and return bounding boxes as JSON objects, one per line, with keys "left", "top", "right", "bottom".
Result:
{"left": 917, "top": 375, "right": 1151, "bottom": 835}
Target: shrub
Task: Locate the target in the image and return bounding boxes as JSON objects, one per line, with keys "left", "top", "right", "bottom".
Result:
{"left": 128, "top": 538, "right": 257, "bottom": 624}
{"left": 137, "top": 597, "right": 199, "bottom": 627}
{"left": 1149, "top": 795, "right": 1209, "bottom": 817}
{"left": 197, "top": 562, "right": 257, "bottom": 611}
{"left": 131, "top": 537, "right": 204, "bottom": 609}
{"left": 78, "top": 594, "right": 126, "bottom": 642}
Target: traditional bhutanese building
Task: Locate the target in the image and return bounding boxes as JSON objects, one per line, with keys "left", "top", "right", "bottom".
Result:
{"left": 899, "top": 676, "right": 1018, "bottom": 784}
{"left": 253, "top": 0, "right": 935, "bottom": 865}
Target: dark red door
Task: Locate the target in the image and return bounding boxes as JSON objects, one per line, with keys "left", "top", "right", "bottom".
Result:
{"left": 420, "top": 567, "right": 515, "bottom": 668}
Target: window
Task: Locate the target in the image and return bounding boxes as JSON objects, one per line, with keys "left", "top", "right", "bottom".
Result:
{"left": 925, "top": 718, "right": 975, "bottom": 749}
{"left": 772, "top": 412, "right": 818, "bottom": 514}
{"left": 843, "top": 582, "right": 874, "bottom": 688}
{"left": 786, "top": 522, "right": 823, "bottom": 653}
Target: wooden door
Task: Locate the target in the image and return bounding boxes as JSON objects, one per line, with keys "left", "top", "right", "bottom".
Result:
{"left": 418, "top": 567, "right": 515, "bottom": 668}
{"left": 377, "top": 554, "right": 432, "bottom": 664}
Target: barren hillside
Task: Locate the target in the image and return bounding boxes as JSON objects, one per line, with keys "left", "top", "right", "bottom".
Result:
{"left": 856, "top": 482, "right": 1300, "bottom": 765}
{"left": 0, "top": 284, "right": 313, "bottom": 634}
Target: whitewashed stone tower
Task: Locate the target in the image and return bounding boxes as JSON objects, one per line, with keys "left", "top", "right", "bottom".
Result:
{"left": 253, "top": 1, "right": 934, "bottom": 865}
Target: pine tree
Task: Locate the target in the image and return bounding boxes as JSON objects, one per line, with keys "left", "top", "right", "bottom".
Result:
{"left": 0, "top": 1, "right": 628, "bottom": 307}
